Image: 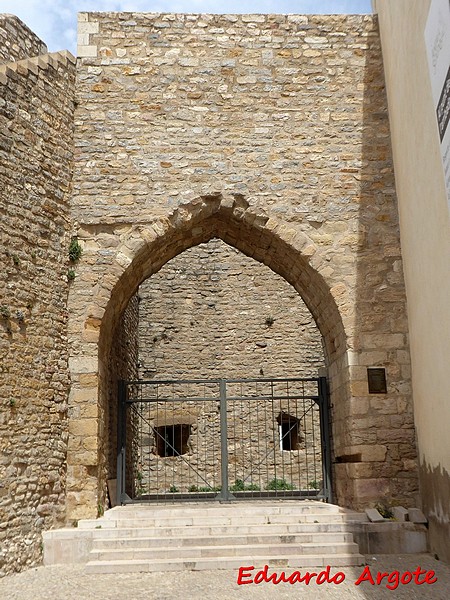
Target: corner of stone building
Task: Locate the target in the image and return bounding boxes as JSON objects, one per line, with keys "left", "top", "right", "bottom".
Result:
{"left": 77, "top": 12, "right": 99, "bottom": 59}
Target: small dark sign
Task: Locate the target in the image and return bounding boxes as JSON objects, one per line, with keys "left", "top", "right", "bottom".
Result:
{"left": 367, "top": 368, "right": 387, "bottom": 394}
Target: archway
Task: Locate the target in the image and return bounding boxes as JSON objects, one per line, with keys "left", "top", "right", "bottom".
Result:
{"left": 66, "top": 194, "right": 351, "bottom": 519}
{"left": 114, "top": 238, "right": 328, "bottom": 502}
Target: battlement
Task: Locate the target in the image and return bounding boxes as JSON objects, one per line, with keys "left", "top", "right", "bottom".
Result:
{"left": 0, "top": 50, "right": 75, "bottom": 84}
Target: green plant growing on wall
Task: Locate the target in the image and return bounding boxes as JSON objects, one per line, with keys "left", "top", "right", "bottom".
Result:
{"left": 265, "top": 316, "right": 275, "bottom": 327}
{"left": 9, "top": 399, "right": 16, "bottom": 408}
{"left": 68, "top": 237, "right": 82, "bottom": 262}
{"left": 168, "top": 485, "right": 179, "bottom": 493}
{"left": 136, "top": 470, "right": 145, "bottom": 495}
{"left": 1, "top": 306, "right": 10, "bottom": 319}
{"left": 188, "top": 484, "right": 221, "bottom": 493}
{"left": 67, "top": 268, "right": 76, "bottom": 282}
{"left": 230, "top": 479, "right": 261, "bottom": 492}
{"left": 375, "top": 502, "right": 394, "bottom": 519}
{"left": 266, "top": 478, "right": 294, "bottom": 491}
{"left": 12, "top": 254, "right": 20, "bottom": 266}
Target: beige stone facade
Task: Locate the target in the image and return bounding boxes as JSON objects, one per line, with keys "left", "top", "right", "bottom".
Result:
{"left": 375, "top": 0, "right": 450, "bottom": 564}
{"left": 68, "top": 11, "right": 417, "bottom": 519}
{"left": 0, "top": 7, "right": 430, "bottom": 576}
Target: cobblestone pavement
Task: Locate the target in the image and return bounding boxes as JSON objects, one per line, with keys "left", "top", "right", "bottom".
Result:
{"left": 1, "top": 555, "right": 449, "bottom": 600}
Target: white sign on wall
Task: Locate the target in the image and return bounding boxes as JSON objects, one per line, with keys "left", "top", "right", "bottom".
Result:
{"left": 425, "top": 0, "right": 450, "bottom": 211}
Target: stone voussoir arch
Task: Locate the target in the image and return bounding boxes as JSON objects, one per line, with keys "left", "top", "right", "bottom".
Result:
{"left": 67, "top": 192, "right": 352, "bottom": 519}
{"left": 97, "top": 192, "right": 350, "bottom": 361}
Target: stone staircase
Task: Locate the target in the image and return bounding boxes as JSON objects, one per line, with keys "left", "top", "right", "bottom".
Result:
{"left": 76, "top": 501, "right": 366, "bottom": 573}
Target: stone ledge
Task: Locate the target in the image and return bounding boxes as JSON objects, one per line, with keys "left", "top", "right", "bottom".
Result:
{"left": 349, "top": 521, "right": 428, "bottom": 555}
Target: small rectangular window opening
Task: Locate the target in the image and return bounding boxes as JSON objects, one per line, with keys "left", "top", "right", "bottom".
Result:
{"left": 277, "top": 413, "right": 300, "bottom": 451}
{"left": 155, "top": 424, "right": 191, "bottom": 457}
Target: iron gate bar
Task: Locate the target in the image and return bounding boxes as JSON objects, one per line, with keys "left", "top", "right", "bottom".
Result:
{"left": 117, "top": 376, "right": 331, "bottom": 504}
{"left": 224, "top": 395, "right": 319, "bottom": 401}
{"left": 318, "top": 376, "right": 332, "bottom": 502}
{"left": 132, "top": 397, "right": 221, "bottom": 403}
{"left": 218, "top": 379, "right": 230, "bottom": 501}
{"left": 116, "top": 380, "right": 128, "bottom": 506}
{"left": 126, "top": 377, "right": 320, "bottom": 384}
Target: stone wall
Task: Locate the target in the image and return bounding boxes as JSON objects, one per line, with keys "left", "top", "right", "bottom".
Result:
{"left": 0, "top": 15, "right": 47, "bottom": 63}
{"left": 0, "top": 17, "right": 75, "bottom": 576}
{"left": 68, "top": 11, "right": 419, "bottom": 515}
{"left": 105, "top": 294, "right": 139, "bottom": 501}
{"left": 138, "top": 239, "right": 325, "bottom": 380}
{"left": 136, "top": 238, "right": 324, "bottom": 496}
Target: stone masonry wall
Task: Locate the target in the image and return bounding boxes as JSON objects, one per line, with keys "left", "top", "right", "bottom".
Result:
{"left": 0, "top": 15, "right": 47, "bottom": 63}
{"left": 138, "top": 239, "right": 325, "bottom": 380}
{"left": 105, "top": 294, "right": 139, "bottom": 502}
{"left": 68, "top": 12, "right": 419, "bottom": 514}
{"left": 136, "top": 239, "right": 324, "bottom": 497}
{"left": 0, "top": 17, "right": 75, "bottom": 576}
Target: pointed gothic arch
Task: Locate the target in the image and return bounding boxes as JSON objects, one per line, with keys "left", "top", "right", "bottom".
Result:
{"left": 66, "top": 193, "right": 353, "bottom": 519}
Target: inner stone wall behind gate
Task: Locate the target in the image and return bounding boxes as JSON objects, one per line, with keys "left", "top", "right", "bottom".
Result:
{"left": 69, "top": 11, "right": 419, "bottom": 517}
{"left": 138, "top": 239, "right": 325, "bottom": 380}
{"left": 134, "top": 239, "right": 325, "bottom": 497}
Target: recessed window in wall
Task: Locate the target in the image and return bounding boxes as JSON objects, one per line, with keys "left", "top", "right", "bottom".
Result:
{"left": 277, "top": 412, "right": 300, "bottom": 451}
{"left": 155, "top": 424, "right": 191, "bottom": 457}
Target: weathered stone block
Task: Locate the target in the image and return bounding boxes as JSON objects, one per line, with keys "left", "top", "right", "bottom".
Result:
{"left": 69, "top": 419, "right": 98, "bottom": 437}
{"left": 408, "top": 508, "right": 428, "bottom": 524}
{"left": 392, "top": 506, "right": 409, "bottom": 521}
{"left": 78, "top": 45, "right": 98, "bottom": 58}
{"left": 365, "top": 508, "right": 385, "bottom": 522}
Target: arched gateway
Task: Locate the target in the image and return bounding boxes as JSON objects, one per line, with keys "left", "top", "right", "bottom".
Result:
{"left": 65, "top": 12, "right": 418, "bottom": 520}
{"left": 67, "top": 193, "right": 413, "bottom": 519}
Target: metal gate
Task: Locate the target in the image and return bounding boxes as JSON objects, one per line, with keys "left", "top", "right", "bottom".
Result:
{"left": 116, "top": 377, "right": 331, "bottom": 505}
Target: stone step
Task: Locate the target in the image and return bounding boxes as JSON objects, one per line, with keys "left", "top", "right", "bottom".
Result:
{"left": 80, "top": 521, "right": 354, "bottom": 539}
{"left": 79, "top": 512, "right": 364, "bottom": 530}
{"left": 91, "top": 531, "right": 355, "bottom": 549}
{"left": 84, "top": 501, "right": 364, "bottom": 573}
{"left": 90, "top": 540, "right": 360, "bottom": 562}
{"left": 86, "top": 552, "right": 365, "bottom": 574}
{"left": 101, "top": 501, "right": 344, "bottom": 519}
{"left": 105, "top": 500, "right": 346, "bottom": 517}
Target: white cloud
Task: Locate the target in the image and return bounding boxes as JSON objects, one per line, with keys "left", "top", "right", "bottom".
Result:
{"left": 0, "top": 0, "right": 371, "bottom": 54}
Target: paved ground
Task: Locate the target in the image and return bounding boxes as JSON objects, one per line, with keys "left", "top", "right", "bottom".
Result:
{"left": 1, "top": 554, "right": 449, "bottom": 600}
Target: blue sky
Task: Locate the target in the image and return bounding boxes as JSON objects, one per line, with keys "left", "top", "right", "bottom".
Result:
{"left": 0, "top": 1, "right": 372, "bottom": 55}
